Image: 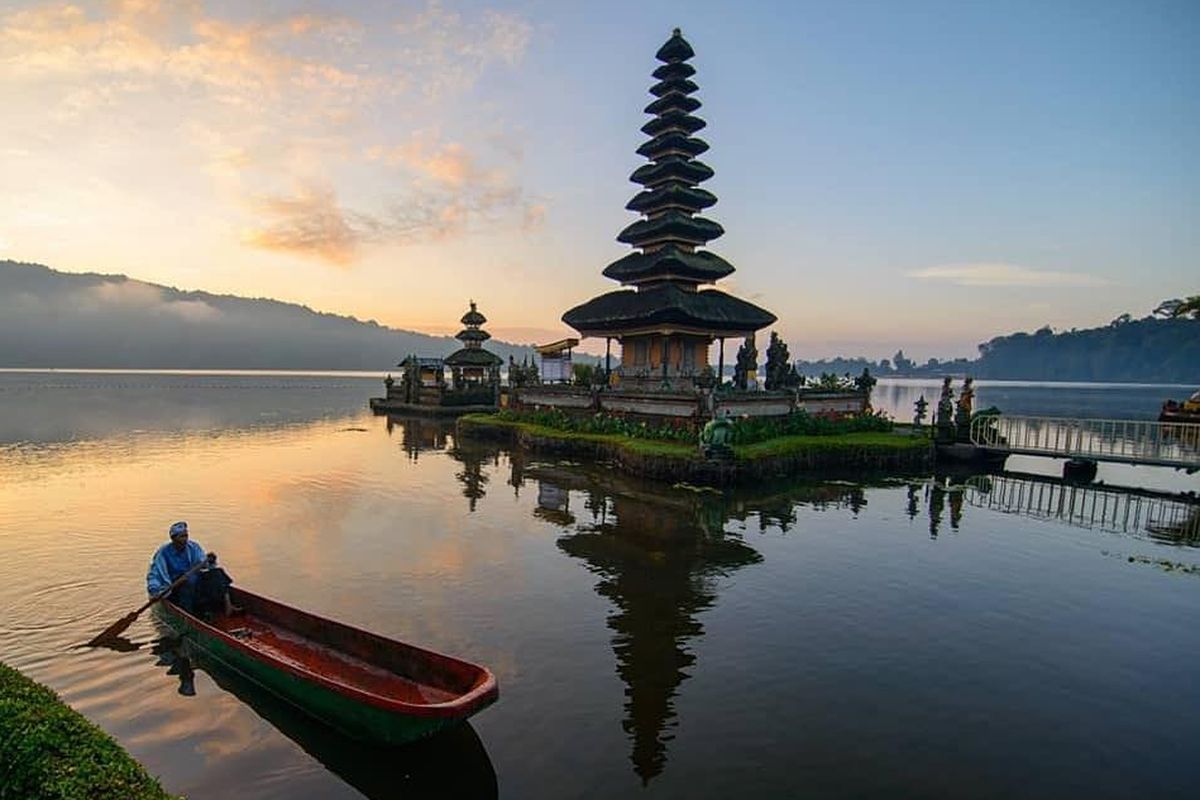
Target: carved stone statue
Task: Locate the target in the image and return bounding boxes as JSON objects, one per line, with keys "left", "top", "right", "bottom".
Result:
{"left": 936, "top": 376, "right": 956, "bottom": 443}
{"left": 913, "top": 394, "right": 929, "bottom": 429}
{"left": 733, "top": 336, "right": 757, "bottom": 391}
{"left": 955, "top": 376, "right": 975, "bottom": 441}
{"left": 700, "top": 410, "right": 735, "bottom": 459}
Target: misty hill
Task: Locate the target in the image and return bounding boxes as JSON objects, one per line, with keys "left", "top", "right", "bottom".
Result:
{"left": 0, "top": 260, "right": 537, "bottom": 370}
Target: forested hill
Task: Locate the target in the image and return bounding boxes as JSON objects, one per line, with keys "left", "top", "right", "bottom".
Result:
{"left": 795, "top": 317, "right": 1200, "bottom": 384}
{"left": 0, "top": 260, "right": 535, "bottom": 370}
{"left": 974, "top": 318, "right": 1200, "bottom": 382}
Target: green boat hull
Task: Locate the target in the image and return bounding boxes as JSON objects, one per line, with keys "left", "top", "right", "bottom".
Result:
{"left": 157, "top": 605, "right": 458, "bottom": 744}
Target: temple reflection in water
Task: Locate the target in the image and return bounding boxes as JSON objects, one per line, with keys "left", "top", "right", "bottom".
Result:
{"left": 385, "top": 415, "right": 497, "bottom": 512}
{"left": 519, "top": 461, "right": 869, "bottom": 784}
{"left": 540, "top": 463, "right": 761, "bottom": 783}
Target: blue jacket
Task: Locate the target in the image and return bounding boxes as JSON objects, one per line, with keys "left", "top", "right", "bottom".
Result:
{"left": 146, "top": 539, "right": 206, "bottom": 596}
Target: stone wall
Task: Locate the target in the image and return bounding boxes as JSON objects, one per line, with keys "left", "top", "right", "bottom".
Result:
{"left": 511, "top": 385, "right": 870, "bottom": 427}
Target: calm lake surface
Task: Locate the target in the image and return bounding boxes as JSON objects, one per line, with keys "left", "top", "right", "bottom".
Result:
{"left": 1, "top": 372, "right": 1198, "bottom": 799}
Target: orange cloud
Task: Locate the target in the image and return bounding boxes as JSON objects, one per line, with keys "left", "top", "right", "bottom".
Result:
{"left": 243, "top": 183, "right": 366, "bottom": 266}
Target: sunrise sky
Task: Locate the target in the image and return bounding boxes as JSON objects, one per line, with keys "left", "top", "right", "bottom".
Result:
{"left": 1, "top": 0, "right": 1196, "bottom": 359}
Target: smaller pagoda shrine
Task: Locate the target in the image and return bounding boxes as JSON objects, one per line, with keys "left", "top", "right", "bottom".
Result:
{"left": 369, "top": 300, "right": 502, "bottom": 415}
{"left": 445, "top": 301, "right": 503, "bottom": 389}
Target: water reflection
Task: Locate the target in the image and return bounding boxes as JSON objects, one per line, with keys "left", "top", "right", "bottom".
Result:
{"left": 536, "top": 464, "right": 762, "bottom": 784}
{"left": 900, "top": 471, "right": 1200, "bottom": 543}
{"left": 517, "top": 462, "right": 876, "bottom": 784}
{"left": 962, "top": 471, "right": 1200, "bottom": 544}
{"left": 384, "top": 414, "right": 448, "bottom": 460}
{"left": 383, "top": 415, "right": 500, "bottom": 511}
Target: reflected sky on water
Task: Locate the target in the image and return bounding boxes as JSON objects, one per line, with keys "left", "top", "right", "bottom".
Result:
{"left": 1, "top": 372, "right": 1199, "bottom": 799}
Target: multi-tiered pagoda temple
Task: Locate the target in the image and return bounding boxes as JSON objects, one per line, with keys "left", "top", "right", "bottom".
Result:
{"left": 563, "top": 29, "right": 776, "bottom": 391}
{"left": 445, "top": 300, "right": 502, "bottom": 388}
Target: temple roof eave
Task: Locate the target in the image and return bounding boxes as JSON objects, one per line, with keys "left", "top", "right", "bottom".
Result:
{"left": 601, "top": 245, "right": 735, "bottom": 283}
{"left": 444, "top": 348, "right": 503, "bottom": 367}
{"left": 562, "top": 286, "right": 776, "bottom": 337}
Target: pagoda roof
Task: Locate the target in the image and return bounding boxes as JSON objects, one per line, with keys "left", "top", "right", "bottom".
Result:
{"left": 626, "top": 185, "right": 716, "bottom": 215}
{"left": 602, "top": 245, "right": 735, "bottom": 284}
{"left": 460, "top": 302, "right": 486, "bottom": 326}
{"left": 617, "top": 210, "right": 723, "bottom": 248}
{"left": 644, "top": 93, "right": 701, "bottom": 116}
{"left": 652, "top": 62, "right": 695, "bottom": 81}
{"left": 455, "top": 327, "right": 491, "bottom": 343}
{"left": 636, "top": 133, "right": 709, "bottom": 160}
{"left": 656, "top": 29, "right": 695, "bottom": 63}
{"left": 641, "top": 112, "right": 706, "bottom": 138}
{"left": 563, "top": 284, "right": 776, "bottom": 337}
{"left": 630, "top": 159, "right": 713, "bottom": 187}
{"left": 649, "top": 77, "right": 698, "bottom": 97}
{"left": 444, "top": 348, "right": 502, "bottom": 367}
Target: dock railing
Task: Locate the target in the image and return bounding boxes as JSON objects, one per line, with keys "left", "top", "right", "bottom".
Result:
{"left": 970, "top": 415, "right": 1200, "bottom": 470}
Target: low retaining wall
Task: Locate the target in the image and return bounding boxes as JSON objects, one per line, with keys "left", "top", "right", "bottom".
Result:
{"left": 510, "top": 386, "right": 870, "bottom": 431}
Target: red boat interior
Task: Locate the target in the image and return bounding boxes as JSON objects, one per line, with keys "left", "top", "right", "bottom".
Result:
{"left": 193, "top": 588, "right": 488, "bottom": 708}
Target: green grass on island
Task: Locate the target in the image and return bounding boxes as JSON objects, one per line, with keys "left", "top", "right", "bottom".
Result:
{"left": 460, "top": 413, "right": 696, "bottom": 457}
{"left": 0, "top": 661, "right": 178, "bottom": 800}
{"left": 460, "top": 413, "right": 929, "bottom": 462}
{"left": 732, "top": 431, "right": 930, "bottom": 459}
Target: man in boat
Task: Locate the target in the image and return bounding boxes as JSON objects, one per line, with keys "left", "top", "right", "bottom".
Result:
{"left": 146, "top": 521, "right": 235, "bottom": 617}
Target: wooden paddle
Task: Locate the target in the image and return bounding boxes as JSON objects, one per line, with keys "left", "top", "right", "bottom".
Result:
{"left": 87, "top": 557, "right": 210, "bottom": 646}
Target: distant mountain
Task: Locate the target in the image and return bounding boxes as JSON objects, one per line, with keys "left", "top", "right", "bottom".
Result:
{"left": 0, "top": 260, "right": 536, "bottom": 370}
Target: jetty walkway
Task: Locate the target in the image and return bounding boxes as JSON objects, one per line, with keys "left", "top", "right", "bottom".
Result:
{"left": 969, "top": 415, "right": 1200, "bottom": 471}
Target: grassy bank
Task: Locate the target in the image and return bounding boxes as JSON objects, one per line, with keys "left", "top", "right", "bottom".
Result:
{"left": 0, "top": 661, "right": 177, "bottom": 800}
{"left": 460, "top": 413, "right": 696, "bottom": 458}
{"left": 734, "top": 431, "right": 930, "bottom": 459}
{"left": 459, "top": 413, "right": 933, "bottom": 484}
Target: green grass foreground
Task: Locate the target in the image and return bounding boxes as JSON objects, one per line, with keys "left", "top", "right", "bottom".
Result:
{"left": 460, "top": 414, "right": 928, "bottom": 462}
{"left": 0, "top": 661, "right": 178, "bottom": 800}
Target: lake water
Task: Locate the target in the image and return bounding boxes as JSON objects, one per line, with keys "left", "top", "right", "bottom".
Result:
{"left": 1, "top": 372, "right": 1198, "bottom": 799}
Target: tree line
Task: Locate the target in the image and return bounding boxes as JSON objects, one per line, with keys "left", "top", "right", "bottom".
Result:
{"left": 793, "top": 295, "right": 1200, "bottom": 384}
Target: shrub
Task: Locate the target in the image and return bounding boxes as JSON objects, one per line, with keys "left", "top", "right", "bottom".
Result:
{"left": 0, "top": 661, "right": 178, "bottom": 799}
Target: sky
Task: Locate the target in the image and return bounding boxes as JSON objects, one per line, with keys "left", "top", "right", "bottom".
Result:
{"left": 1, "top": 0, "right": 1196, "bottom": 360}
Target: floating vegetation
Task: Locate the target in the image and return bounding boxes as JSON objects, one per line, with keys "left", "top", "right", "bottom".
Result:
{"left": 1103, "top": 550, "right": 1200, "bottom": 576}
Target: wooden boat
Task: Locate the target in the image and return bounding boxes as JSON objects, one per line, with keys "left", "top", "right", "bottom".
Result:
{"left": 1160, "top": 390, "right": 1200, "bottom": 424}
{"left": 156, "top": 586, "right": 498, "bottom": 744}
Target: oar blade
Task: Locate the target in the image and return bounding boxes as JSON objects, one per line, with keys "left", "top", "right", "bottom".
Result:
{"left": 87, "top": 611, "right": 139, "bottom": 647}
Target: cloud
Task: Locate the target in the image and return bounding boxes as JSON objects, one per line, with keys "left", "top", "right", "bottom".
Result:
{"left": 244, "top": 169, "right": 534, "bottom": 265}
{"left": 522, "top": 202, "right": 547, "bottom": 231}
{"left": 906, "top": 263, "right": 1110, "bottom": 287}
{"left": 83, "top": 279, "right": 222, "bottom": 320}
{"left": 1, "top": 1, "right": 538, "bottom": 266}
{"left": 243, "top": 184, "right": 367, "bottom": 266}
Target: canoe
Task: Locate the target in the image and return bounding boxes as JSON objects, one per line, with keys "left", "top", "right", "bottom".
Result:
{"left": 156, "top": 586, "right": 498, "bottom": 744}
